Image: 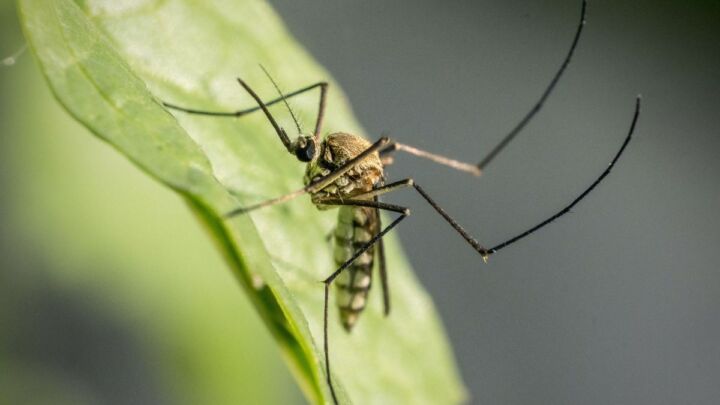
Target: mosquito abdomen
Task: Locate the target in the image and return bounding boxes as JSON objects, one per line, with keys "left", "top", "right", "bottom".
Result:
{"left": 333, "top": 206, "right": 378, "bottom": 331}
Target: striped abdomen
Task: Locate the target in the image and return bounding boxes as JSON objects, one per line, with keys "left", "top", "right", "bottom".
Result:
{"left": 333, "top": 206, "right": 379, "bottom": 332}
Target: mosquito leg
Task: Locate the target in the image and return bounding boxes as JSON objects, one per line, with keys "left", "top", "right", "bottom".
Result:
{"left": 164, "top": 79, "right": 328, "bottom": 154}
{"left": 325, "top": 179, "right": 414, "bottom": 201}
{"left": 375, "top": 196, "right": 391, "bottom": 316}
{"left": 311, "top": 80, "right": 328, "bottom": 142}
{"left": 379, "top": 143, "right": 482, "bottom": 176}
{"left": 409, "top": 96, "right": 641, "bottom": 260}
{"left": 477, "top": 0, "right": 587, "bottom": 171}
{"left": 323, "top": 283, "right": 338, "bottom": 404}
{"left": 325, "top": 178, "right": 487, "bottom": 258}
{"left": 378, "top": 1, "right": 588, "bottom": 177}
{"left": 322, "top": 207, "right": 408, "bottom": 405}
{"left": 320, "top": 92, "right": 636, "bottom": 398}
{"left": 163, "top": 81, "right": 327, "bottom": 118}
{"left": 317, "top": 196, "right": 405, "bottom": 318}
{"left": 314, "top": 198, "right": 408, "bottom": 215}
{"left": 256, "top": 65, "right": 329, "bottom": 142}
{"left": 484, "top": 96, "right": 641, "bottom": 255}
{"left": 166, "top": 77, "right": 295, "bottom": 152}
{"left": 317, "top": 186, "right": 408, "bottom": 316}
{"left": 225, "top": 137, "right": 391, "bottom": 217}
{"left": 410, "top": 183, "right": 490, "bottom": 260}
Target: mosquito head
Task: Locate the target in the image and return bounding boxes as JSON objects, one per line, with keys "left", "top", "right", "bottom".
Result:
{"left": 291, "top": 135, "right": 317, "bottom": 162}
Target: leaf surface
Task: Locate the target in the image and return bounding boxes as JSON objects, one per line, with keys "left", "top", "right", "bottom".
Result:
{"left": 19, "top": 0, "right": 466, "bottom": 403}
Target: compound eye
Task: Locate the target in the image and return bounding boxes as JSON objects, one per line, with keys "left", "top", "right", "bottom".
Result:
{"left": 295, "top": 139, "right": 316, "bottom": 162}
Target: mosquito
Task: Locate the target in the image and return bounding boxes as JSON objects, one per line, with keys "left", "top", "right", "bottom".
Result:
{"left": 163, "top": 1, "right": 640, "bottom": 402}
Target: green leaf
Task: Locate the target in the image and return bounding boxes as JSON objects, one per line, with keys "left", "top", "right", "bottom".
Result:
{"left": 18, "top": 0, "right": 466, "bottom": 403}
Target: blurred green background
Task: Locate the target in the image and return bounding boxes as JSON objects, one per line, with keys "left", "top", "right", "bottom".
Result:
{"left": 0, "top": 1, "right": 303, "bottom": 404}
{"left": 2, "top": 0, "right": 720, "bottom": 404}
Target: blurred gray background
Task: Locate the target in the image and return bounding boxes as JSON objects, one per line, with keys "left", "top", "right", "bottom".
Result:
{"left": 2, "top": 0, "right": 718, "bottom": 404}
{"left": 267, "top": 0, "right": 720, "bottom": 404}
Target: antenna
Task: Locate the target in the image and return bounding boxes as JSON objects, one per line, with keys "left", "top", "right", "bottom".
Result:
{"left": 259, "top": 65, "right": 304, "bottom": 134}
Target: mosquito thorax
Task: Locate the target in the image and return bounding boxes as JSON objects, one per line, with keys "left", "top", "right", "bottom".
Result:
{"left": 304, "top": 133, "right": 384, "bottom": 206}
